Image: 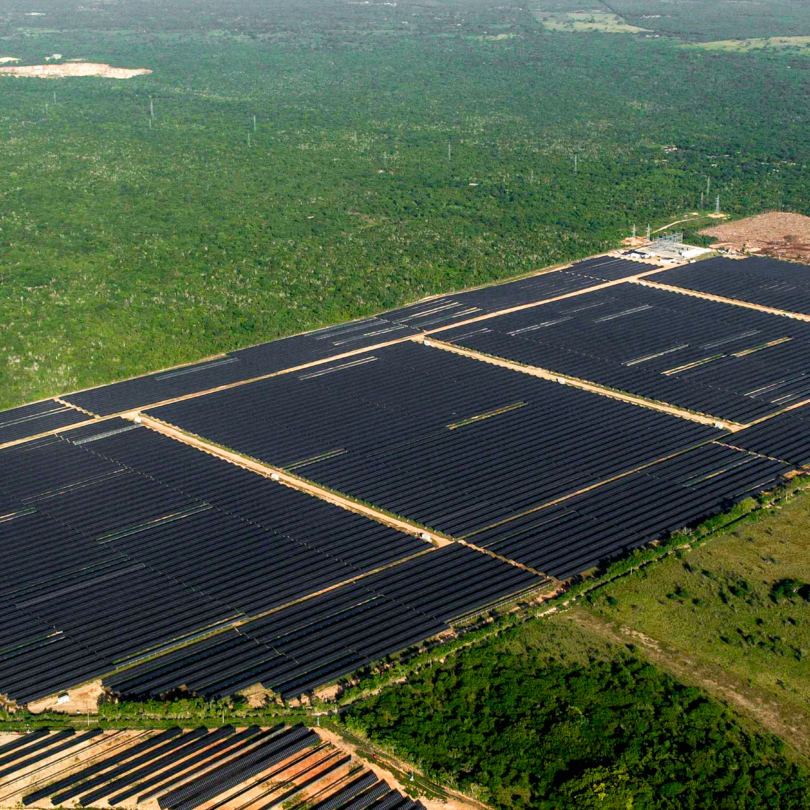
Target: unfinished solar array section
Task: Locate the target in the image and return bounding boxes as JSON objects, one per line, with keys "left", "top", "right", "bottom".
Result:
{"left": 439, "top": 283, "right": 810, "bottom": 423}
{"left": 0, "top": 725, "right": 425, "bottom": 810}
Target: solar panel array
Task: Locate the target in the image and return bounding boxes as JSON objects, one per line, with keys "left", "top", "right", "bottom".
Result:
{"left": 2, "top": 725, "right": 426, "bottom": 810}
{"left": 61, "top": 356, "right": 265, "bottom": 417}
{"left": 376, "top": 269, "right": 602, "bottom": 331}
{"left": 725, "top": 401, "right": 810, "bottom": 466}
{"left": 465, "top": 443, "right": 787, "bottom": 578}
{"left": 149, "top": 341, "right": 724, "bottom": 538}
{"left": 2, "top": 254, "right": 804, "bottom": 708}
{"left": 566, "top": 255, "right": 656, "bottom": 282}
{"left": 439, "top": 283, "right": 810, "bottom": 423}
{"left": 0, "top": 423, "right": 448, "bottom": 705}
{"left": 0, "top": 400, "right": 88, "bottom": 446}
{"left": 653, "top": 256, "right": 810, "bottom": 314}
{"left": 231, "top": 318, "right": 420, "bottom": 376}
{"left": 106, "top": 544, "right": 539, "bottom": 700}
{"left": 56, "top": 262, "right": 640, "bottom": 418}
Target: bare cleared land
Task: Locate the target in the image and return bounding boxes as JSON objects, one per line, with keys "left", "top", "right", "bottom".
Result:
{"left": 0, "top": 63, "right": 152, "bottom": 79}
{"left": 700, "top": 212, "right": 810, "bottom": 262}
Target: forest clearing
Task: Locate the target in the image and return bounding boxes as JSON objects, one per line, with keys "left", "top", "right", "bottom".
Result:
{"left": 0, "top": 63, "right": 152, "bottom": 79}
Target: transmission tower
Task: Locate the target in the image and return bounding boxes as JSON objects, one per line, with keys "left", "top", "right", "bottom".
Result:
{"left": 715, "top": 194, "right": 720, "bottom": 215}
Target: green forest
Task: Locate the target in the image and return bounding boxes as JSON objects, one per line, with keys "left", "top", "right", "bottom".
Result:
{"left": 2, "top": 0, "right": 810, "bottom": 407}
{"left": 346, "top": 620, "right": 810, "bottom": 810}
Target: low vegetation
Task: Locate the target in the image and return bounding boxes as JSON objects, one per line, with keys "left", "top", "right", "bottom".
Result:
{"left": 687, "top": 36, "right": 810, "bottom": 54}
{"left": 587, "top": 487, "right": 810, "bottom": 717}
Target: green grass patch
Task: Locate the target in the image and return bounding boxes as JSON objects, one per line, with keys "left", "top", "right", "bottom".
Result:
{"left": 534, "top": 10, "right": 649, "bottom": 34}
{"left": 587, "top": 488, "right": 810, "bottom": 715}
{"left": 687, "top": 36, "right": 810, "bottom": 54}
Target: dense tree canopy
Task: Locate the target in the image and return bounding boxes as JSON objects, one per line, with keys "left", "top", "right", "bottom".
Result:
{"left": 2, "top": 0, "right": 809, "bottom": 409}
{"left": 347, "top": 624, "right": 810, "bottom": 809}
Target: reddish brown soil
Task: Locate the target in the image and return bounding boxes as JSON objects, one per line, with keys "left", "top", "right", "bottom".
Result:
{"left": 700, "top": 212, "right": 810, "bottom": 263}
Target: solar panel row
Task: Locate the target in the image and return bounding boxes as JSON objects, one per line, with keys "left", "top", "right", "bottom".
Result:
{"left": 378, "top": 269, "right": 600, "bottom": 330}
{"left": 439, "top": 282, "right": 810, "bottom": 422}
{"left": 0, "top": 400, "right": 89, "bottom": 445}
{"left": 466, "top": 443, "right": 788, "bottom": 578}
{"left": 567, "top": 255, "right": 656, "bottom": 282}
{"left": 655, "top": 256, "right": 810, "bottom": 314}
{"left": 231, "top": 318, "right": 420, "bottom": 376}
{"left": 54, "top": 266, "right": 611, "bottom": 418}
{"left": 61, "top": 356, "right": 266, "bottom": 417}
{"left": 725, "top": 401, "right": 810, "bottom": 466}
{"left": 302, "top": 394, "right": 720, "bottom": 538}
{"left": 106, "top": 544, "right": 541, "bottom": 701}
{"left": 0, "top": 424, "right": 432, "bottom": 705}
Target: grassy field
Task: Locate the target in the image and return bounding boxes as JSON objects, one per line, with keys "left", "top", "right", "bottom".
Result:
{"left": 688, "top": 36, "right": 810, "bottom": 54}
{"left": 587, "top": 488, "right": 810, "bottom": 718}
{"left": 533, "top": 10, "right": 649, "bottom": 34}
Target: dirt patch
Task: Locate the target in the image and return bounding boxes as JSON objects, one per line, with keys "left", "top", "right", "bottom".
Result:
{"left": 314, "top": 683, "right": 342, "bottom": 702}
{"left": 700, "top": 212, "right": 810, "bottom": 263}
{"left": 0, "top": 63, "right": 152, "bottom": 79}
{"left": 0, "top": 57, "right": 20, "bottom": 64}
{"left": 26, "top": 679, "right": 104, "bottom": 715}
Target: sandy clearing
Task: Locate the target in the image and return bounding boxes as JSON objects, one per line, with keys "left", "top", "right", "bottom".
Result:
{"left": 0, "top": 57, "right": 20, "bottom": 64}
{"left": 26, "top": 678, "right": 104, "bottom": 715}
{"left": 0, "top": 63, "right": 152, "bottom": 79}
{"left": 700, "top": 212, "right": 810, "bottom": 263}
